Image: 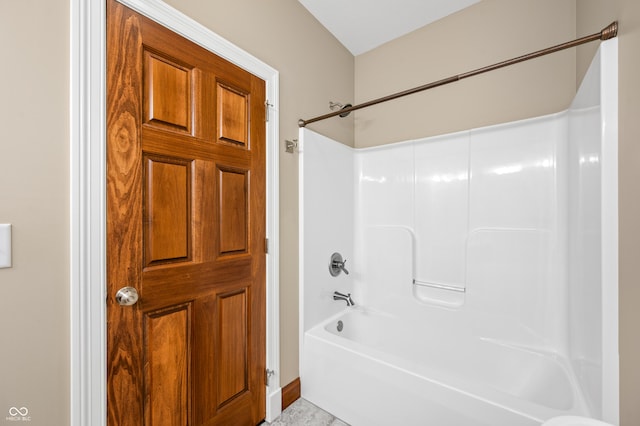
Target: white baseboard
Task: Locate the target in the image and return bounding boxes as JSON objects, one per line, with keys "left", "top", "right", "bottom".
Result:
{"left": 265, "top": 387, "right": 282, "bottom": 422}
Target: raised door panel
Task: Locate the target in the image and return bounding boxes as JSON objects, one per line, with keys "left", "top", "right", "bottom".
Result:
{"left": 144, "top": 305, "right": 191, "bottom": 426}
{"left": 144, "top": 52, "right": 192, "bottom": 133}
{"left": 216, "top": 290, "right": 248, "bottom": 406}
{"left": 217, "top": 167, "right": 248, "bottom": 255}
{"left": 217, "top": 83, "right": 248, "bottom": 147}
{"left": 144, "top": 156, "right": 192, "bottom": 267}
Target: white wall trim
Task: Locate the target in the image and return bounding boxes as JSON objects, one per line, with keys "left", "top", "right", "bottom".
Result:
{"left": 70, "top": 1, "right": 281, "bottom": 424}
{"left": 70, "top": 0, "right": 106, "bottom": 424}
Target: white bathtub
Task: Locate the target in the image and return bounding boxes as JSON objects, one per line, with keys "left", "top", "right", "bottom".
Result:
{"left": 301, "top": 307, "right": 590, "bottom": 426}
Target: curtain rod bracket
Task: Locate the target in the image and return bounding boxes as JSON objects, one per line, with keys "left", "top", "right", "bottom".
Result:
{"left": 285, "top": 139, "right": 298, "bottom": 153}
{"left": 601, "top": 21, "right": 618, "bottom": 40}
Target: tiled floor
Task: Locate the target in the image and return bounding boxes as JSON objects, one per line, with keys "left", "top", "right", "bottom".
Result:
{"left": 262, "top": 398, "right": 349, "bottom": 426}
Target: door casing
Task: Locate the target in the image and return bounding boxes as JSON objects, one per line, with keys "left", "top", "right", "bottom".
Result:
{"left": 70, "top": 0, "right": 281, "bottom": 424}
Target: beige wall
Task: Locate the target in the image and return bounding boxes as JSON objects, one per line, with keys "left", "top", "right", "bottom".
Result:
{"left": 354, "top": 0, "right": 577, "bottom": 147}
{"left": 0, "top": 0, "right": 70, "bottom": 425}
{"left": 577, "top": 1, "right": 640, "bottom": 425}
{"left": 152, "top": 0, "right": 357, "bottom": 388}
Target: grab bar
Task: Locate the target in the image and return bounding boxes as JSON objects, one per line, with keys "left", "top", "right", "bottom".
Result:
{"left": 413, "top": 279, "right": 466, "bottom": 293}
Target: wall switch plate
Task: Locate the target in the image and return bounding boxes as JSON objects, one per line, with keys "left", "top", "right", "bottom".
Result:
{"left": 0, "top": 224, "right": 12, "bottom": 268}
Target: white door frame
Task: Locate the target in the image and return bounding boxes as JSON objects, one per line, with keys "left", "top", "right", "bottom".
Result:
{"left": 69, "top": 1, "right": 281, "bottom": 424}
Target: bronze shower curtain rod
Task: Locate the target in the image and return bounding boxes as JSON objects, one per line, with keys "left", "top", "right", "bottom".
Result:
{"left": 298, "top": 21, "right": 618, "bottom": 128}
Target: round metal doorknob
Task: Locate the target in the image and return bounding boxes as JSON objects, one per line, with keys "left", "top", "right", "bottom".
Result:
{"left": 115, "top": 286, "right": 139, "bottom": 306}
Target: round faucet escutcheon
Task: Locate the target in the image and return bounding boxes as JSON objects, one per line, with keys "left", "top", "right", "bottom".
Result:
{"left": 329, "top": 252, "right": 349, "bottom": 276}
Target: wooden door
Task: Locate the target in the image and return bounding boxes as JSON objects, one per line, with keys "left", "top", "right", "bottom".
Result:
{"left": 106, "top": 1, "right": 266, "bottom": 424}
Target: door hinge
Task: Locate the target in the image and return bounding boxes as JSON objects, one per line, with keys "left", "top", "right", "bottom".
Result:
{"left": 265, "top": 237, "right": 269, "bottom": 254}
{"left": 265, "top": 100, "right": 273, "bottom": 122}
{"left": 266, "top": 368, "right": 275, "bottom": 387}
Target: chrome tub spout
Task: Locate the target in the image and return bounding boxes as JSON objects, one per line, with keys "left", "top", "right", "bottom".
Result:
{"left": 333, "top": 291, "right": 355, "bottom": 306}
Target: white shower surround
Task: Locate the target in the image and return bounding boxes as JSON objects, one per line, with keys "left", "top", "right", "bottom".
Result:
{"left": 299, "top": 40, "right": 617, "bottom": 425}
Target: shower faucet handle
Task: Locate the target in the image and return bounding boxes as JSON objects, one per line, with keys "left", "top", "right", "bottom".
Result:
{"left": 329, "top": 252, "right": 350, "bottom": 276}
{"left": 338, "top": 258, "right": 349, "bottom": 274}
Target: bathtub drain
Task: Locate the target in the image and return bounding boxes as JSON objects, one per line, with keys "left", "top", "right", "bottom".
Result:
{"left": 337, "top": 320, "right": 343, "bottom": 332}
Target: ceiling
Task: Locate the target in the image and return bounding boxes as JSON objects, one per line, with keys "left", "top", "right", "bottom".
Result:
{"left": 298, "top": 0, "right": 480, "bottom": 56}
